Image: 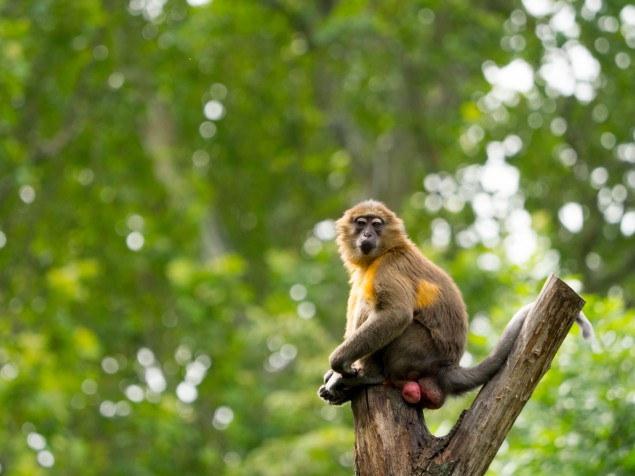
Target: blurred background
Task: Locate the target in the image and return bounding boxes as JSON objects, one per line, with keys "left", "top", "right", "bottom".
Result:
{"left": 1, "top": 0, "right": 634, "bottom": 474}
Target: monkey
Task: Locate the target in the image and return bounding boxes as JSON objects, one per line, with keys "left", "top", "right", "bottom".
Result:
{"left": 318, "top": 200, "right": 593, "bottom": 408}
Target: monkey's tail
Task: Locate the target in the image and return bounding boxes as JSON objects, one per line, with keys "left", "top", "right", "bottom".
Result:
{"left": 439, "top": 303, "right": 594, "bottom": 395}
{"left": 576, "top": 311, "right": 594, "bottom": 340}
{"left": 439, "top": 304, "right": 531, "bottom": 395}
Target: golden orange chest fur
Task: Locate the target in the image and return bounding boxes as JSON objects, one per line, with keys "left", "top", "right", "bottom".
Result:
{"left": 345, "top": 255, "right": 440, "bottom": 335}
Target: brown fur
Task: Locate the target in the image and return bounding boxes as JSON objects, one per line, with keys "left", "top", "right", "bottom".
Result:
{"left": 331, "top": 201, "right": 466, "bottom": 385}
{"left": 318, "top": 200, "right": 593, "bottom": 408}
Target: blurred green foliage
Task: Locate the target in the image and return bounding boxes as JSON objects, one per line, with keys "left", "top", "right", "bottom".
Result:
{"left": 1, "top": 0, "right": 634, "bottom": 474}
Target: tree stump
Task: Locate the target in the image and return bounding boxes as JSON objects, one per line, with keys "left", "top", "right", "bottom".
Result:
{"left": 351, "top": 274, "right": 586, "bottom": 476}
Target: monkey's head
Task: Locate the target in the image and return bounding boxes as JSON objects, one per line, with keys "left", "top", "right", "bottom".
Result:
{"left": 336, "top": 200, "right": 407, "bottom": 267}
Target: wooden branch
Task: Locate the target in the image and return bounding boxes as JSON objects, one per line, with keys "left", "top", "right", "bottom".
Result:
{"left": 351, "top": 274, "right": 586, "bottom": 476}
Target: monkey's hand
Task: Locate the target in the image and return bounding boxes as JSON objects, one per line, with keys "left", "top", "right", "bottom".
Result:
{"left": 318, "top": 371, "right": 355, "bottom": 405}
{"left": 328, "top": 350, "right": 358, "bottom": 378}
{"left": 322, "top": 369, "right": 335, "bottom": 384}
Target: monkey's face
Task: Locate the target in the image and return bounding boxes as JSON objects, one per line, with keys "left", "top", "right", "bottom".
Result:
{"left": 336, "top": 200, "right": 406, "bottom": 266}
{"left": 353, "top": 215, "right": 384, "bottom": 256}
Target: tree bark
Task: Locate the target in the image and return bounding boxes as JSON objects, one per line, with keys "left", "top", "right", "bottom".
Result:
{"left": 351, "top": 274, "right": 586, "bottom": 476}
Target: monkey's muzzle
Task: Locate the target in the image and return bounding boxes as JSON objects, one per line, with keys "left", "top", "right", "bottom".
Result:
{"left": 359, "top": 239, "right": 376, "bottom": 255}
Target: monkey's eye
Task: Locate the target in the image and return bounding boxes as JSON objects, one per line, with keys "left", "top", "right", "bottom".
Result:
{"left": 354, "top": 218, "right": 368, "bottom": 229}
{"left": 371, "top": 219, "right": 383, "bottom": 230}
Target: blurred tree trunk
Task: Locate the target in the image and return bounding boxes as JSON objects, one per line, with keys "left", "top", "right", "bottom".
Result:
{"left": 351, "top": 274, "right": 586, "bottom": 475}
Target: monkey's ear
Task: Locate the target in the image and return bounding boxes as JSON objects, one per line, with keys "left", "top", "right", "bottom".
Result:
{"left": 335, "top": 215, "right": 352, "bottom": 236}
{"left": 392, "top": 216, "right": 406, "bottom": 234}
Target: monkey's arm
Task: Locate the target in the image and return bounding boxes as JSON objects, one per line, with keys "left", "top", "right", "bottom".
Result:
{"left": 330, "top": 271, "right": 416, "bottom": 378}
{"left": 329, "top": 306, "right": 412, "bottom": 377}
{"left": 319, "top": 304, "right": 413, "bottom": 405}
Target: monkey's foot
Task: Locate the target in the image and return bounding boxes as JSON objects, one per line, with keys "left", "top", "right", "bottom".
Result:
{"left": 318, "top": 372, "right": 354, "bottom": 405}
{"left": 318, "top": 384, "right": 352, "bottom": 405}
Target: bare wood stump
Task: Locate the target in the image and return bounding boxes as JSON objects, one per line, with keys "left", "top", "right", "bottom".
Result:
{"left": 350, "top": 274, "right": 586, "bottom": 476}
